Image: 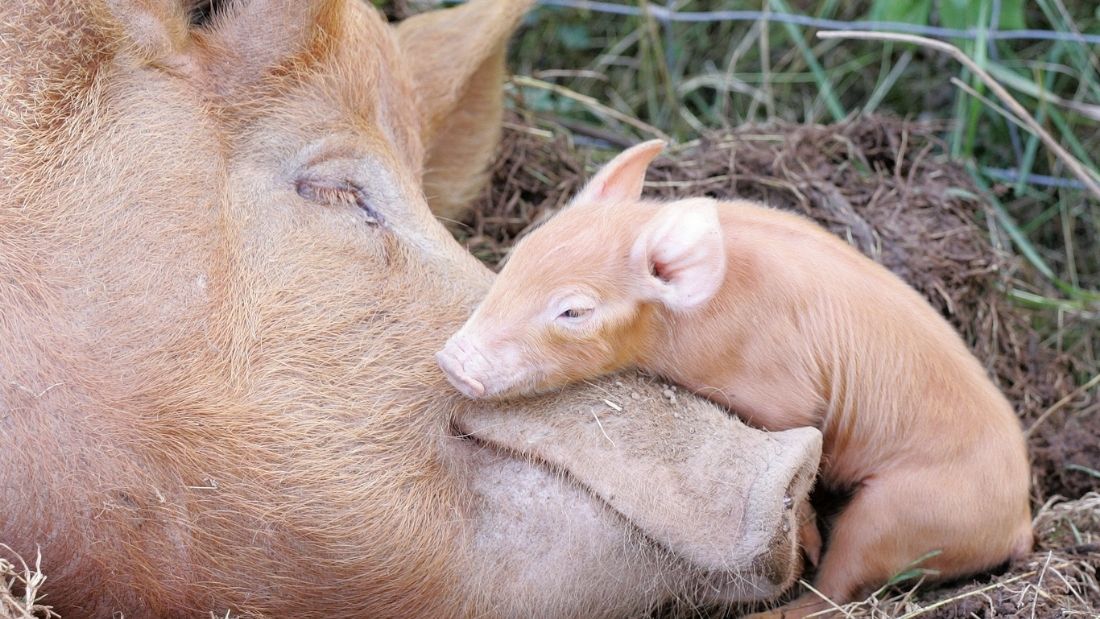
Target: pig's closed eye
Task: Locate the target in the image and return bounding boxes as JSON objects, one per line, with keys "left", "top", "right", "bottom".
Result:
{"left": 559, "top": 308, "right": 591, "bottom": 319}
{"left": 555, "top": 307, "right": 595, "bottom": 329}
{"left": 553, "top": 294, "right": 597, "bottom": 326}
{"left": 295, "top": 177, "right": 385, "bottom": 226}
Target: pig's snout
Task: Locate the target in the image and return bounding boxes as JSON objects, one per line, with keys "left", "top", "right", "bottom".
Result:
{"left": 437, "top": 338, "right": 488, "bottom": 399}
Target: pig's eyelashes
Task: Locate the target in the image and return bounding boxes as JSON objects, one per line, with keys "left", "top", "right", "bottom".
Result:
{"left": 552, "top": 293, "right": 597, "bottom": 326}
{"left": 559, "top": 308, "right": 590, "bottom": 319}
{"left": 295, "top": 178, "right": 385, "bottom": 227}
{"left": 556, "top": 307, "right": 594, "bottom": 326}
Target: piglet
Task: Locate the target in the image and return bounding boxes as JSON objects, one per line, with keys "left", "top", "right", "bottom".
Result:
{"left": 437, "top": 140, "right": 1033, "bottom": 617}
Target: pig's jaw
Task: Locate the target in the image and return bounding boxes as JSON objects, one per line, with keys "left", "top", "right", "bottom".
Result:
{"left": 436, "top": 333, "right": 537, "bottom": 400}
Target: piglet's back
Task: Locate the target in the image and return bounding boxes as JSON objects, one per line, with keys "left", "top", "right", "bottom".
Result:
{"left": 710, "top": 200, "right": 1025, "bottom": 473}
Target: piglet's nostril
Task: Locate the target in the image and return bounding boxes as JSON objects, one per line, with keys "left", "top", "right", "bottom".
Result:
{"left": 436, "top": 348, "right": 487, "bottom": 399}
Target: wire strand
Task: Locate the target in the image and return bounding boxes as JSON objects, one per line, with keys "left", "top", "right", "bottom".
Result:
{"left": 537, "top": 0, "right": 1100, "bottom": 46}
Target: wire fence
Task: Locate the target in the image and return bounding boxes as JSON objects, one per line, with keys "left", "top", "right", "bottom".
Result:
{"left": 538, "top": 0, "right": 1100, "bottom": 45}
{"left": 527, "top": 0, "right": 1096, "bottom": 191}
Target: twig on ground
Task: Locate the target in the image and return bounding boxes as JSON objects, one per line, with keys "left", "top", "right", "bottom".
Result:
{"left": 1026, "top": 372, "right": 1100, "bottom": 438}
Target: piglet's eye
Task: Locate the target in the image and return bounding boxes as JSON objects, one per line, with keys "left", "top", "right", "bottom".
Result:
{"left": 558, "top": 307, "right": 593, "bottom": 320}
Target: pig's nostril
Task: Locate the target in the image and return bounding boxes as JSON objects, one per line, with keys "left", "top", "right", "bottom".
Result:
{"left": 435, "top": 350, "right": 458, "bottom": 376}
{"left": 435, "top": 350, "right": 487, "bottom": 399}
{"left": 464, "top": 377, "right": 486, "bottom": 398}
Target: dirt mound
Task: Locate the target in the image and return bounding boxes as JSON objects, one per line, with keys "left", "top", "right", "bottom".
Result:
{"left": 461, "top": 112, "right": 1100, "bottom": 617}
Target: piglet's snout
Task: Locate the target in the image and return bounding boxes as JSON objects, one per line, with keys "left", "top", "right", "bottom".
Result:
{"left": 436, "top": 337, "right": 487, "bottom": 399}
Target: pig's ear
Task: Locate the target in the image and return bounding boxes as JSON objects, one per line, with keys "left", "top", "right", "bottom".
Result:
{"left": 196, "top": 0, "right": 342, "bottom": 92}
{"left": 104, "top": 0, "right": 192, "bottom": 66}
{"left": 573, "top": 140, "right": 666, "bottom": 205}
{"left": 631, "top": 199, "right": 726, "bottom": 311}
{"left": 397, "top": 0, "right": 534, "bottom": 222}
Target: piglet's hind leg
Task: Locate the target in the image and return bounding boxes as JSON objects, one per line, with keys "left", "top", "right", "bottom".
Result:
{"left": 767, "top": 464, "right": 1023, "bottom": 618}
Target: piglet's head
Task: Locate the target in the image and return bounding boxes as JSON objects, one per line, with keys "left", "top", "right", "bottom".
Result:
{"left": 438, "top": 140, "right": 727, "bottom": 400}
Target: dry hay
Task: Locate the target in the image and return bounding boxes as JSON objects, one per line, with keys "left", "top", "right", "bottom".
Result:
{"left": 0, "top": 547, "right": 55, "bottom": 619}
{"left": 461, "top": 111, "right": 1100, "bottom": 617}
{"left": 853, "top": 493, "right": 1100, "bottom": 619}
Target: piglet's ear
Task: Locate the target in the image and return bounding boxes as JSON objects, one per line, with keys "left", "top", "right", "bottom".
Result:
{"left": 631, "top": 199, "right": 726, "bottom": 311}
{"left": 573, "top": 140, "right": 666, "bottom": 205}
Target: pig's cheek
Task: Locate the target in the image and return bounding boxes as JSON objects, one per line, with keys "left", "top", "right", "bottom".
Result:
{"left": 498, "top": 342, "right": 544, "bottom": 394}
{"left": 497, "top": 344, "right": 528, "bottom": 386}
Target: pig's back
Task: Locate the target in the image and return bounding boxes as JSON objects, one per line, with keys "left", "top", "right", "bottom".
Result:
{"left": 713, "top": 200, "right": 1024, "bottom": 477}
